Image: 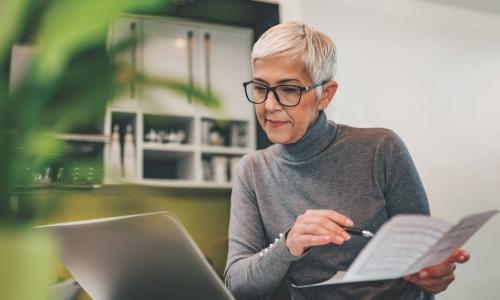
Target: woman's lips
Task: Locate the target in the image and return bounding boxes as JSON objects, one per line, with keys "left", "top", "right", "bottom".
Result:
{"left": 266, "top": 119, "right": 287, "bottom": 128}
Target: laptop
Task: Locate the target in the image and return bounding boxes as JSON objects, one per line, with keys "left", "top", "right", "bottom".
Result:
{"left": 37, "top": 212, "right": 235, "bottom": 300}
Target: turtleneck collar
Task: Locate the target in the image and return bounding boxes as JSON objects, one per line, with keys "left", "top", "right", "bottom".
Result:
{"left": 275, "top": 111, "right": 337, "bottom": 162}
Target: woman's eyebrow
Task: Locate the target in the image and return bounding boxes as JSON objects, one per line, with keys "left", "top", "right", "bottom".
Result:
{"left": 252, "top": 77, "right": 301, "bottom": 85}
{"left": 276, "top": 78, "right": 301, "bottom": 84}
{"left": 252, "top": 77, "right": 269, "bottom": 84}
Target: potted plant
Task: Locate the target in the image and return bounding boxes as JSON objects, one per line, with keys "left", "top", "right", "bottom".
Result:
{"left": 0, "top": 0, "right": 220, "bottom": 299}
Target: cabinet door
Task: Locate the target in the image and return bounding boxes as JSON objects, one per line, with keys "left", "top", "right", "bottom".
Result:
{"left": 108, "top": 17, "right": 141, "bottom": 109}
{"left": 141, "top": 20, "right": 199, "bottom": 116}
{"left": 197, "top": 26, "right": 254, "bottom": 121}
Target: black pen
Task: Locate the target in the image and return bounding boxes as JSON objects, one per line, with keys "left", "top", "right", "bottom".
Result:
{"left": 343, "top": 227, "right": 374, "bottom": 238}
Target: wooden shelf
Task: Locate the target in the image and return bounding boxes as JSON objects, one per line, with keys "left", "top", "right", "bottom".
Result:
{"left": 125, "top": 179, "right": 233, "bottom": 189}
{"left": 53, "top": 133, "right": 109, "bottom": 143}
{"left": 142, "top": 142, "right": 195, "bottom": 152}
{"left": 200, "top": 145, "right": 249, "bottom": 155}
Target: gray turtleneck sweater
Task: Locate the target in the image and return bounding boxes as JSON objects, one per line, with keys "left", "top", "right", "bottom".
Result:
{"left": 224, "top": 112, "right": 434, "bottom": 300}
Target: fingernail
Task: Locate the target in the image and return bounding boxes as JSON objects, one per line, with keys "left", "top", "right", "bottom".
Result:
{"left": 345, "top": 219, "right": 353, "bottom": 227}
{"left": 459, "top": 255, "right": 465, "bottom": 261}
{"left": 419, "top": 271, "right": 428, "bottom": 279}
{"left": 335, "top": 236, "right": 344, "bottom": 243}
{"left": 344, "top": 233, "right": 351, "bottom": 240}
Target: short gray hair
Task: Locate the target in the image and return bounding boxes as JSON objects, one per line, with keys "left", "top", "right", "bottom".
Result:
{"left": 251, "top": 22, "right": 337, "bottom": 83}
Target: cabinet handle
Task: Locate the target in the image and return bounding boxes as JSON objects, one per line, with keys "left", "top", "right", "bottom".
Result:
{"left": 130, "top": 22, "right": 137, "bottom": 99}
{"left": 204, "top": 32, "right": 211, "bottom": 95}
{"left": 187, "top": 30, "right": 194, "bottom": 103}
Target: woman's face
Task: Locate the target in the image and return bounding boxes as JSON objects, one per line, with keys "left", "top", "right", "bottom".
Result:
{"left": 252, "top": 55, "right": 337, "bottom": 144}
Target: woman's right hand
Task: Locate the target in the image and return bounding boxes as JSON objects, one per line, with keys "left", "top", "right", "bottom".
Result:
{"left": 285, "top": 209, "right": 354, "bottom": 257}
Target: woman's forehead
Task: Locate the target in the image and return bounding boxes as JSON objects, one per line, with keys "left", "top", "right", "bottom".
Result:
{"left": 253, "top": 56, "right": 311, "bottom": 83}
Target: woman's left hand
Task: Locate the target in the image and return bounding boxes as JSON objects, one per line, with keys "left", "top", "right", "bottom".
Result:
{"left": 404, "top": 248, "right": 470, "bottom": 294}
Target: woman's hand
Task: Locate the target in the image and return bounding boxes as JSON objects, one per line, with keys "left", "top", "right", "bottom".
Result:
{"left": 286, "top": 209, "right": 354, "bottom": 257}
{"left": 404, "top": 248, "right": 470, "bottom": 294}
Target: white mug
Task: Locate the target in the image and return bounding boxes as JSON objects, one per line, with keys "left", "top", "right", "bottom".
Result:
{"left": 211, "top": 156, "right": 228, "bottom": 183}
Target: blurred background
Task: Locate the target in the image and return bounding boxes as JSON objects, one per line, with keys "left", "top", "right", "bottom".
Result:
{"left": 1, "top": 0, "right": 278, "bottom": 299}
{"left": 1, "top": 0, "right": 499, "bottom": 299}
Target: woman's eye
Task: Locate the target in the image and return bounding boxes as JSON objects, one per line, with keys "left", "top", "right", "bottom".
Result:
{"left": 254, "top": 86, "right": 267, "bottom": 92}
{"left": 280, "top": 87, "right": 299, "bottom": 94}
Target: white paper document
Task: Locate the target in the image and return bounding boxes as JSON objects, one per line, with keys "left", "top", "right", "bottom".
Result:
{"left": 293, "top": 210, "right": 498, "bottom": 288}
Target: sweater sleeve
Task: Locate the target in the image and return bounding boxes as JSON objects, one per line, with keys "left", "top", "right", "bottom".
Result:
{"left": 379, "top": 131, "right": 431, "bottom": 216}
{"left": 223, "top": 155, "right": 301, "bottom": 300}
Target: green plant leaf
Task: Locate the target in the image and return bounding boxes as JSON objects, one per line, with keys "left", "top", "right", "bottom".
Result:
{"left": 137, "top": 72, "right": 223, "bottom": 110}
{"left": 0, "top": 0, "right": 29, "bottom": 64}
{"left": 1, "top": 0, "right": 227, "bottom": 224}
{"left": 34, "top": 0, "right": 170, "bottom": 84}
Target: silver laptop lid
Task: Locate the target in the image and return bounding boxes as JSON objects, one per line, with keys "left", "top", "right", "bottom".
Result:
{"left": 38, "top": 212, "right": 235, "bottom": 300}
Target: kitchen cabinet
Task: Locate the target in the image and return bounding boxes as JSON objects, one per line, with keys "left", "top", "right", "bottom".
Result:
{"left": 108, "top": 16, "right": 142, "bottom": 110}
{"left": 141, "top": 19, "right": 200, "bottom": 115}
{"left": 105, "top": 15, "right": 256, "bottom": 188}
{"left": 195, "top": 24, "right": 254, "bottom": 121}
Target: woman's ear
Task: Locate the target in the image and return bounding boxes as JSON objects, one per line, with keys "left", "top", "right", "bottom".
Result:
{"left": 318, "top": 80, "right": 338, "bottom": 111}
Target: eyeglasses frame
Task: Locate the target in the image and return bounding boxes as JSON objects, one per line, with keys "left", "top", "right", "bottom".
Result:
{"left": 242, "top": 80, "right": 328, "bottom": 107}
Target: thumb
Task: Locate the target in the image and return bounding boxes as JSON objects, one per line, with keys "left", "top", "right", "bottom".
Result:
{"left": 447, "top": 248, "right": 470, "bottom": 264}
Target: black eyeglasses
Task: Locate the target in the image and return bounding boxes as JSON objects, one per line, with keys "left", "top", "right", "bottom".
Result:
{"left": 243, "top": 80, "right": 327, "bottom": 107}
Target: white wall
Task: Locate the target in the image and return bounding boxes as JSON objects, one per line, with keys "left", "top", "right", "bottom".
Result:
{"left": 280, "top": 0, "right": 500, "bottom": 298}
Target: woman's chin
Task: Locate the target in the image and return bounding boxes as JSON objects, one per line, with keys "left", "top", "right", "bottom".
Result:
{"left": 266, "top": 132, "right": 292, "bottom": 145}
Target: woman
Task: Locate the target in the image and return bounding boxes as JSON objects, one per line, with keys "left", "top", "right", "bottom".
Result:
{"left": 224, "top": 22, "right": 469, "bottom": 300}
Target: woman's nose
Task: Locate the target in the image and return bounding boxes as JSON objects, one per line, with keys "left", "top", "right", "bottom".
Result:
{"left": 265, "top": 90, "right": 282, "bottom": 111}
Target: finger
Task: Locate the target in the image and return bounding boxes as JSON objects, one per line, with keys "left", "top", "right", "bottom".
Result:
{"left": 304, "top": 209, "right": 353, "bottom": 227}
{"left": 447, "top": 248, "right": 470, "bottom": 264}
{"left": 408, "top": 273, "right": 455, "bottom": 289}
{"left": 294, "top": 222, "right": 347, "bottom": 245}
{"left": 299, "top": 214, "right": 351, "bottom": 240}
{"left": 294, "top": 222, "right": 332, "bottom": 237}
{"left": 418, "top": 263, "right": 456, "bottom": 279}
{"left": 295, "top": 234, "right": 334, "bottom": 249}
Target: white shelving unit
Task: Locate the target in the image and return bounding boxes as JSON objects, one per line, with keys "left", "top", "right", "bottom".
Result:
{"left": 142, "top": 143, "right": 196, "bottom": 152}
{"left": 104, "top": 15, "right": 255, "bottom": 189}
{"left": 200, "top": 145, "right": 250, "bottom": 155}
{"left": 53, "top": 133, "right": 109, "bottom": 143}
